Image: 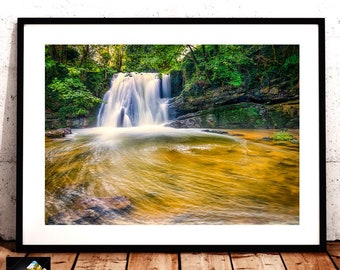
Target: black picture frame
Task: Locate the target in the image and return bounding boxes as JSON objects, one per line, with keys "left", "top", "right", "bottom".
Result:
{"left": 16, "top": 17, "right": 326, "bottom": 252}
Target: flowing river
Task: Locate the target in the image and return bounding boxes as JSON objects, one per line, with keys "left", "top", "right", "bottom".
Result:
{"left": 45, "top": 127, "right": 299, "bottom": 225}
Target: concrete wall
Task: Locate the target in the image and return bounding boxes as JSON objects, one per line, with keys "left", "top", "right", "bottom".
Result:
{"left": 0, "top": 0, "right": 339, "bottom": 240}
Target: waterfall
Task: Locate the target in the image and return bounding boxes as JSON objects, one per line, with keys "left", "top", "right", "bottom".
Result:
{"left": 97, "top": 72, "right": 171, "bottom": 127}
{"left": 161, "top": 74, "right": 171, "bottom": 99}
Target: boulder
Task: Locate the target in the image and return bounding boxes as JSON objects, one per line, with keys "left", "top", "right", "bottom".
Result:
{"left": 45, "top": 128, "right": 72, "bottom": 138}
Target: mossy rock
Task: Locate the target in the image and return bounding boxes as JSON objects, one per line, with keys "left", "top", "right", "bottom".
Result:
{"left": 272, "top": 131, "right": 295, "bottom": 141}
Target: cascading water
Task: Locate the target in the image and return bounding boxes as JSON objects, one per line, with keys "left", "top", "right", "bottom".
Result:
{"left": 97, "top": 72, "right": 171, "bottom": 127}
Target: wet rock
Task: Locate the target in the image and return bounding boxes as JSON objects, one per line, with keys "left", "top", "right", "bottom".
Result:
{"left": 166, "top": 117, "right": 201, "bottom": 128}
{"left": 45, "top": 129, "right": 65, "bottom": 138}
{"left": 168, "top": 101, "right": 299, "bottom": 129}
{"left": 47, "top": 196, "right": 132, "bottom": 225}
{"left": 47, "top": 209, "right": 102, "bottom": 225}
{"left": 47, "top": 211, "right": 82, "bottom": 225}
{"left": 79, "top": 196, "right": 132, "bottom": 213}
{"left": 63, "top": 127, "right": 72, "bottom": 135}
{"left": 202, "top": 129, "right": 229, "bottom": 135}
{"left": 45, "top": 128, "right": 72, "bottom": 138}
{"left": 230, "top": 133, "right": 245, "bottom": 137}
{"left": 74, "top": 209, "right": 102, "bottom": 225}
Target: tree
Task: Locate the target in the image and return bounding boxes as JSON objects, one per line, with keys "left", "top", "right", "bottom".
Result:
{"left": 47, "top": 75, "right": 102, "bottom": 122}
{"left": 124, "top": 45, "right": 184, "bottom": 73}
{"left": 45, "top": 45, "right": 108, "bottom": 126}
{"left": 181, "top": 44, "right": 298, "bottom": 90}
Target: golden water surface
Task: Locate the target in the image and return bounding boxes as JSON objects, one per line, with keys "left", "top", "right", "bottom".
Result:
{"left": 45, "top": 127, "right": 299, "bottom": 225}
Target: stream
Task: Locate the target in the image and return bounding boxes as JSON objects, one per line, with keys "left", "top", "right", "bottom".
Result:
{"left": 45, "top": 127, "right": 299, "bottom": 225}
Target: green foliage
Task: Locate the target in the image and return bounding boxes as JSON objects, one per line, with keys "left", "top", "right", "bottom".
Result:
{"left": 273, "top": 131, "right": 295, "bottom": 141}
{"left": 181, "top": 45, "right": 261, "bottom": 90}
{"left": 284, "top": 54, "right": 299, "bottom": 70}
{"left": 247, "top": 45, "right": 299, "bottom": 89}
{"left": 124, "top": 45, "right": 184, "bottom": 73}
{"left": 232, "top": 107, "right": 260, "bottom": 126}
{"left": 212, "top": 104, "right": 263, "bottom": 128}
{"left": 208, "top": 45, "right": 253, "bottom": 87}
{"left": 45, "top": 45, "right": 116, "bottom": 126}
{"left": 48, "top": 77, "right": 101, "bottom": 121}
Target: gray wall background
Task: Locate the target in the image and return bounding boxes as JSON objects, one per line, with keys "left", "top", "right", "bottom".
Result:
{"left": 0, "top": 0, "right": 339, "bottom": 241}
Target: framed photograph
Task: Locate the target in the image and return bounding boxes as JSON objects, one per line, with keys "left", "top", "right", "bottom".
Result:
{"left": 17, "top": 18, "right": 326, "bottom": 252}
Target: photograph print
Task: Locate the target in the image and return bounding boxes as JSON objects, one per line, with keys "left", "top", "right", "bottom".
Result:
{"left": 44, "top": 44, "right": 300, "bottom": 226}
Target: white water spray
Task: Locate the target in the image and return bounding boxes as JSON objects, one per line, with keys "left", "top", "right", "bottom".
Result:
{"left": 97, "top": 72, "right": 171, "bottom": 127}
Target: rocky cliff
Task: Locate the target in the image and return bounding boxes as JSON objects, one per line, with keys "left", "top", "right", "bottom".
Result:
{"left": 167, "top": 79, "right": 299, "bottom": 129}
